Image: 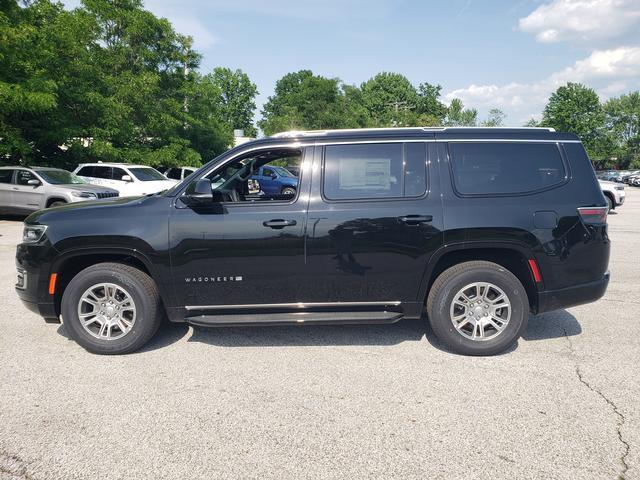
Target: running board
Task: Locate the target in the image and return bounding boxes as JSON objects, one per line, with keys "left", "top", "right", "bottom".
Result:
{"left": 185, "top": 311, "right": 403, "bottom": 327}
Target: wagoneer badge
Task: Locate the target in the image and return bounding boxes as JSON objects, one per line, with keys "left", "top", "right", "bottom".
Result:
{"left": 185, "top": 276, "right": 243, "bottom": 283}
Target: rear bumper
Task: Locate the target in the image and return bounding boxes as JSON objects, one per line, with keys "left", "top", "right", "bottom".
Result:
{"left": 537, "top": 272, "right": 609, "bottom": 313}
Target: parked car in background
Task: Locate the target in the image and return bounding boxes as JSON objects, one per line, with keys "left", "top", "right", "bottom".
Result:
{"left": 0, "top": 167, "right": 118, "bottom": 215}
{"left": 158, "top": 166, "right": 197, "bottom": 181}
{"left": 597, "top": 170, "right": 617, "bottom": 181}
{"left": 250, "top": 165, "right": 298, "bottom": 196}
{"left": 598, "top": 179, "right": 625, "bottom": 211}
{"left": 74, "top": 163, "right": 177, "bottom": 196}
{"left": 622, "top": 170, "right": 640, "bottom": 184}
{"left": 627, "top": 173, "right": 640, "bottom": 186}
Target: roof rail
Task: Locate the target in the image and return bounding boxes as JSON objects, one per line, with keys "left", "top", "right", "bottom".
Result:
{"left": 271, "top": 126, "right": 555, "bottom": 137}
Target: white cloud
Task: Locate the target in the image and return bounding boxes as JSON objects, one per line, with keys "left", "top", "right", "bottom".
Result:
{"left": 444, "top": 47, "right": 640, "bottom": 124}
{"left": 518, "top": 0, "right": 640, "bottom": 46}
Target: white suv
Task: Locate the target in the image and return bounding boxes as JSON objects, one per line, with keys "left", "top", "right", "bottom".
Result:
{"left": 598, "top": 179, "right": 625, "bottom": 211}
{"left": 74, "top": 163, "right": 178, "bottom": 196}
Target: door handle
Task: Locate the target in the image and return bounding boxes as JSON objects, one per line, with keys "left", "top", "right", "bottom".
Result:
{"left": 263, "top": 219, "right": 297, "bottom": 229}
{"left": 398, "top": 215, "right": 433, "bottom": 225}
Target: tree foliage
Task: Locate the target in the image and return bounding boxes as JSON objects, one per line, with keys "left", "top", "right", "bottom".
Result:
{"left": 0, "top": 0, "right": 259, "bottom": 168}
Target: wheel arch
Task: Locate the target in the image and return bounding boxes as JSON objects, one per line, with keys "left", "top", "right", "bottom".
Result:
{"left": 46, "top": 197, "right": 67, "bottom": 208}
{"left": 602, "top": 191, "right": 615, "bottom": 209}
{"left": 419, "top": 243, "right": 540, "bottom": 313}
{"left": 51, "top": 248, "right": 161, "bottom": 317}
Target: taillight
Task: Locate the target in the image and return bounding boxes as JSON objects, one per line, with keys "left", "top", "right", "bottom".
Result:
{"left": 578, "top": 207, "right": 608, "bottom": 225}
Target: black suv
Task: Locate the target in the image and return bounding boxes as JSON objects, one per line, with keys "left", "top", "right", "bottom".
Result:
{"left": 15, "top": 128, "right": 610, "bottom": 355}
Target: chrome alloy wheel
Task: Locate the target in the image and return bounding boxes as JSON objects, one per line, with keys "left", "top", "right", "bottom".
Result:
{"left": 449, "top": 282, "right": 511, "bottom": 341}
{"left": 77, "top": 283, "right": 136, "bottom": 340}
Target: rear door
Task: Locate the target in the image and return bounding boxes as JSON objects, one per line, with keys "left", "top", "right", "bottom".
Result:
{"left": 304, "top": 139, "right": 444, "bottom": 311}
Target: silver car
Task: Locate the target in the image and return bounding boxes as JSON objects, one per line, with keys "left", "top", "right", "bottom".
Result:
{"left": 0, "top": 166, "right": 119, "bottom": 215}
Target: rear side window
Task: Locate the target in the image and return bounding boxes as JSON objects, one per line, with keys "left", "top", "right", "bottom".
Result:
{"left": 0, "top": 170, "right": 14, "bottom": 184}
{"left": 449, "top": 142, "right": 566, "bottom": 195}
{"left": 77, "top": 166, "right": 95, "bottom": 177}
{"left": 92, "top": 166, "right": 112, "bottom": 179}
{"left": 324, "top": 143, "right": 426, "bottom": 200}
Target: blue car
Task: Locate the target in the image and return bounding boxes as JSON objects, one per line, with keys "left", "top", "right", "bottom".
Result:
{"left": 251, "top": 165, "right": 298, "bottom": 196}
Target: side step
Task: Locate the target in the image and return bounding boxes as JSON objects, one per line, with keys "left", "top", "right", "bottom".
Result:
{"left": 185, "top": 311, "right": 403, "bottom": 327}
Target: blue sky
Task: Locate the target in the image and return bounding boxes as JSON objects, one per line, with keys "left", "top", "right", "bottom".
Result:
{"left": 64, "top": 0, "right": 640, "bottom": 126}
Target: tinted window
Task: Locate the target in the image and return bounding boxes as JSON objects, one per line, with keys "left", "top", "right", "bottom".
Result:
{"left": 449, "top": 143, "right": 566, "bottom": 195}
{"left": 0, "top": 170, "right": 14, "bottom": 184}
{"left": 405, "top": 143, "right": 427, "bottom": 197}
{"left": 324, "top": 143, "right": 404, "bottom": 200}
{"left": 112, "top": 167, "right": 128, "bottom": 180}
{"left": 93, "top": 166, "right": 112, "bottom": 179}
{"left": 77, "top": 166, "right": 95, "bottom": 177}
{"left": 16, "top": 170, "right": 37, "bottom": 186}
{"left": 166, "top": 168, "right": 181, "bottom": 180}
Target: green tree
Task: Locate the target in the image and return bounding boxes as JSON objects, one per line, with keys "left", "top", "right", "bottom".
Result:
{"left": 259, "top": 70, "right": 357, "bottom": 135}
{"left": 540, "top": 82, "right": 607, "bottom": 160}
{"left": 482, "top": 108, "right": 506, "bottom": 127}
{"left": 604, "top": 91, "right": 640, "bottom": 168}
{"left": 360, "top": 72, "right": 418, "bottom": 127}
{"left": 204, "top": 67, "right": 258, "bottom": 137}
{"left": 416, "top": 83, "right": 447, "bottom": 124}
{"left": 444, "top": 98, "right": 478, "bottom": 126}
{"left": 0, "top": 0, "right": 232, "bottom": 168}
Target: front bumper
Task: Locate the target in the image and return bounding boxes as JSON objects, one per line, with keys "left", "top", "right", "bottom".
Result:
{"left": 537, "top": 272, "right": 609, "bottom": 313}
{"left": 15, "top": 245, "right": 59, "bottom": 323}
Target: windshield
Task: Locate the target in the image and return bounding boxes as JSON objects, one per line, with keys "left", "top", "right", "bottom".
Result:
{"left": 38, "top": 170, "right": 86, "bottom": 185}
{"left": 129, "top": 167, "right": 167, "bottom": 181}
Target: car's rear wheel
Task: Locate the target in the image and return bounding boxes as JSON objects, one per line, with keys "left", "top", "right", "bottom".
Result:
{"left": 61, "top": 262, "right": 162, "bottom": 354}
{"left": 426, "top": 260, "right": 528, "bottom": 356}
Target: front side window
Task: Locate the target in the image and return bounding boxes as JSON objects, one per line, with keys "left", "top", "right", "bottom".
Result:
{"left": 15, "top": 170, "right": 38, "bottom": 186}
{"left": 112, "top": 167, "right": 129, "bottom": 181}
{"left": 184, "top": 149, "right": 302, "bottom": 203}
{"left": 129, "top": 167, "right": 167, "bottom": 182}
{"left": 323, "top": 143, "right": 427, "bottom": 200}
{"left": 449, "top": 142, "right": 566, "bottom": 195}
{"left": 166, "top": 168, "right": 182, "bottom": 180}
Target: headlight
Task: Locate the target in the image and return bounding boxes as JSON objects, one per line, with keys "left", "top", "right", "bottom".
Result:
{"left": 23, "top": 225, "right": 47, "bottom": 244}
{"left": 72, "top": 191, "right": 97, "bottom": 198}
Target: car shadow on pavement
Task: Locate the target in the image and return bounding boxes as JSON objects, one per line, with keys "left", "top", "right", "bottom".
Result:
{"left": 0, "top": 214, "right": 28, "bottom": 222}
{"left": 522, "top": 309, "right": 581, "bottom": 341}
{"left": 186, "top": 318, "right": 428, "bottom": 348}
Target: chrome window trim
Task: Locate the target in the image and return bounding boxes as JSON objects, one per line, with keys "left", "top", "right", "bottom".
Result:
{"left": 185, "top": 301, "right": 402, "bottom": 311}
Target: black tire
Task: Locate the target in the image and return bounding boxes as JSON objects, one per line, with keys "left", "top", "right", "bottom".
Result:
{"left": 426, "top": 260, "right": 528, "bottom": 356}
{"left": 281, "top": 186, "right": 296, "bottom": 196}
{"left": 61, "top": 262, "right": 163, "bottom": 355}
{"left": 48, "top": 200, "right": 66, "bottom": 208}
{"left": 604, "top": 194, "right": 614, "bottom": 212}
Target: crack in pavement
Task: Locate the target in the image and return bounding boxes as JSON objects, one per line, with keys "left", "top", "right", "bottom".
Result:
{"left": 0, "top": 451, "right": 34, "bottom": 480}
{"left": 563, "top": 329, "right": 631, "bottom": 480}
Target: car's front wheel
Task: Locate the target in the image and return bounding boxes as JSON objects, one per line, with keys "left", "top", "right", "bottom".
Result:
{"left": 61, "top": 262, "right": 163, "bottom": 354}
{"left": 282, "top": 186, "right": 296, "bottom": 196}
{"left": 426, "top": 261, "right": 528, "bottom": 356}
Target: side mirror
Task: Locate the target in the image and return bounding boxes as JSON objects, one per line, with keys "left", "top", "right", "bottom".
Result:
{"left": 121, "top": 175, "right": 133, "bottom": 182}
{"left": 27, "top": 179, "right": 41, "bottom": 186}
{"left": 186, "top": 178, "right": 224, "bottom": 200}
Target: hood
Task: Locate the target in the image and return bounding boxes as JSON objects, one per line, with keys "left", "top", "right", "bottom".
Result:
{"left": 57, "top": 183, "right": 119, "bottom": 194}
{"left": 25, "top": 194, "right": 162, "bottom": 225}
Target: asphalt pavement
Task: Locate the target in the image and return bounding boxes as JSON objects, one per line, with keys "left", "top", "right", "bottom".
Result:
{"left": 0, "top": 190, "right": 638, "bottom": 479}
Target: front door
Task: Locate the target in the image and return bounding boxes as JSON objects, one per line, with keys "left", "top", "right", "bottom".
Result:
{"left": 168, "top": 146, "right": 311, "bottom": 309}
{"left": 12, "top": 170, "right": 44, "bottom": 211}
{"left": 304, "top": 140, "right": 444, "bottom": 310}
